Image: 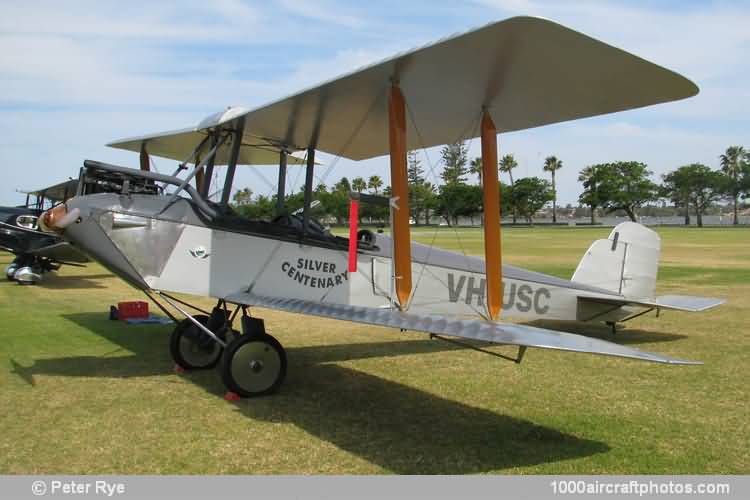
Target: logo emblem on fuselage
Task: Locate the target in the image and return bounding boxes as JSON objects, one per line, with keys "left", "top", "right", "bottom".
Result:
{"left": 189, "top": 246, "right": 210, "bottom": 259}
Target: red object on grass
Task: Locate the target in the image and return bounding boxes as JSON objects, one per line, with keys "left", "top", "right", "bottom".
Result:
{"left": 348, "top": 199, "right": 359, "bottom": 273}
{"left": 224, "top": 392, "right": 241, "bottom": 401}
{"left": 118, "top": 301, "right": 149, "bottom": 320}
{"left": 174, "top": 365, "right": 186, "bottom": 374}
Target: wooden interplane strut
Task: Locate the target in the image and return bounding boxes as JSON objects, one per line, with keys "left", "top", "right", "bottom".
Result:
{"left": 388, "top": 85, "right": 412, "bottom": 308}
{"left": 139, "top": 144, "right": 150, "bottom": 172}
{"left": 480, "top": 110, "right": 502, "bottom": 320}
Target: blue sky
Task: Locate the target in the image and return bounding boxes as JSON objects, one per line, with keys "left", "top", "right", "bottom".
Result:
{"left": 1, "top": 0, "right": 748, "bottom": 206}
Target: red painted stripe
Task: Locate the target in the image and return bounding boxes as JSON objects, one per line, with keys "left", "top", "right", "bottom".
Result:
{"left": 348, "top": 199, "right": 359, "bottom": 272}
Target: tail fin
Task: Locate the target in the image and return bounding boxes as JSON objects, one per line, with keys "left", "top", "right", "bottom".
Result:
{"left": 572, "top": 222, "right": 660, "bottom": 300}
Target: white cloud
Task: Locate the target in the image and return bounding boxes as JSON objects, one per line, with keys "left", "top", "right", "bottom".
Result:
{"left": 276, "top": 0, "right": 364, "bottom": 29}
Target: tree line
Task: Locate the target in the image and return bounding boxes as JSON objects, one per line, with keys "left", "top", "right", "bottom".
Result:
{"left": 233, "top": 144, "right": 750, "bottom": 227}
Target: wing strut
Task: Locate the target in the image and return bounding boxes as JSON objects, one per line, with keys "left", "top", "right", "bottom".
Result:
{"left": 139, "top": 143, "right": 150, "bottom": 172}
{"left": 220, "top": 118, "right": 246, "bottom": 207}
{"left": 276, "top": 149, "right": 288, "bottom": 215}
{"left": 480, "top": 109, "right": 502, "bottom": 320}
{"left": 302, "top": 147, "right": 316, "bottom": 234}
{"left": 388, "top": 84, "right": 412, "bottom": 309}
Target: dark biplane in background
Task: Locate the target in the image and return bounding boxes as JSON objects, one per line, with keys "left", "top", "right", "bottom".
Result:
{"left": 1, "top": 179, "right": 88, "bottom": 284}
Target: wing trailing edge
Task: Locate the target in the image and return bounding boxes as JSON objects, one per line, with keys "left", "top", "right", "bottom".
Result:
{"left": 224, "top": 292, "right": 700, "bottom": 365}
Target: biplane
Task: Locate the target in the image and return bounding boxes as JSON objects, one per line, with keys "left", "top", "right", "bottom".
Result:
{"left": 1, "top": 179, "right": 88, "bottom": 284}
{"left": 41, "top": 17, "right": 723, "bottom": 397}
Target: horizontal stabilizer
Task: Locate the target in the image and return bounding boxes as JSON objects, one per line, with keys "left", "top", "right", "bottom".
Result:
{"left": 225, "top": 291, "right": 700, "bottom": 365}
{"left": 579, "top": 294, "right": 725, "bottom": 312}
{"left": 652, "top": 295, "right": 725, "bottom": 312}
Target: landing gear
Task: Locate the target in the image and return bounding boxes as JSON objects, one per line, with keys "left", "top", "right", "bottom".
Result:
{"left": 156, "top": 294, "right": 286, "bottom": 398}
{"left": 606, "top": 321, "right": 617, "bottom": 335}
{"left": 170, "top": 315, "right": 223, "bottom": 370}
{"left": 221, "top": 316, "right": 286, "bottom": 397}
{"left": 5, "top": 259, "right": 19, "bottom": 280}
{"left": 169, "top": 306, "right": 238, "bottom": 370}
{"left": 6, "top": 255, "right": 58, "bottom": 284}
{"left": 14, "top": 264, "right": 43, "bottom": 285}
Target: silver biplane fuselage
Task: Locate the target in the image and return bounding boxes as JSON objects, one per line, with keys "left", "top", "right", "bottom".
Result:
{"left": 61, "top": 175, "right": 638, "bottom": 324}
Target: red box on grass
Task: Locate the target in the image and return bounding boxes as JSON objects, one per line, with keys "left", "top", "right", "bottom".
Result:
{"left": 118, "top": 301, "right": 149, "bottom": 320}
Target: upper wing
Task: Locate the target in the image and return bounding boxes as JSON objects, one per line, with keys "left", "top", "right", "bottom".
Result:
{"left": 107, "top": 121, "right": 309, "bottom": 167}
{"left": 225, "top": 291, "right": 700, "bottom": 365}
{"left": 109, "top": 16, "right": 697, "bottom": 163}
{"left": 21, "top": 179, "right": 79, "bottom": 202}
{"left": 580, "top": 294, "right": 725, "bottom": 313}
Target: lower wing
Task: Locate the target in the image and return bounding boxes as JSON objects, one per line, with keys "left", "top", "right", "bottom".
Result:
{"left": 225, "top": 291, "right": 700, "bottom": 365}
{"left": 30, "top": 242, "right": 90, "bottom": 263}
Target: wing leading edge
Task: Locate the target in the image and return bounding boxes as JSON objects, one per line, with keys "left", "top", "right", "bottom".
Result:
{"left": 224, "top": 292, "right": 700, "bottom": 365}
{"left": 109, "top": 16, "right": 698, "bottom": 164}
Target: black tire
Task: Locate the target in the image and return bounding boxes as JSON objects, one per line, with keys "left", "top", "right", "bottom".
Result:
{"left": 170, "top": 315, "right": 224, "bottom": 370}
{"left": 221, "top": 333, "right": 286, "bottom": 397}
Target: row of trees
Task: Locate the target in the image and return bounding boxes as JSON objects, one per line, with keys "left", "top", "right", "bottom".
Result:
{"left": 232, "top": 144, "right": 750, "bottom": 227}
{"left": 579, "top": 146, "right": 750, "bottom": 226}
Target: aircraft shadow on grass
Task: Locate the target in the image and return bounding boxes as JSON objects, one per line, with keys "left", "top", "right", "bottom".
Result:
{"left": 0, "top": 271, "right": 113, "bottom": 290}
{"left": 11, "top": 312, "right": 610, "bottom": 473}
{"left": 40, "top": 273, "right": 114, "bottom": 290}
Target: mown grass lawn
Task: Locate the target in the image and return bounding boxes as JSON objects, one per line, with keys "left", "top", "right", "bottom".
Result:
{"left": 0, "top": 226, "right": 747, "bottom": 474}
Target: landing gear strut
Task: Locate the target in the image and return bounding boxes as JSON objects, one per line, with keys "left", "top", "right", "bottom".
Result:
{"left": 170, "top": 305, "right": 236, "bottom": 370}
{"left": 156, "top": 293, "right": 286, "bottom": 397}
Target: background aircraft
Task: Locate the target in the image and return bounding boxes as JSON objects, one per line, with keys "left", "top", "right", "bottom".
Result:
{"left": 1, "top": 179, "right": 88, "bottom": 284}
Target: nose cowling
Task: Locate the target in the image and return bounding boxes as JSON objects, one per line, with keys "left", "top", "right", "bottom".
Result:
{"left": 40, "top": 204, "right": 80, "bottom": 233}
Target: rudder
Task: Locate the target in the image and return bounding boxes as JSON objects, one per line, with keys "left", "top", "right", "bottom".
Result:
{"left": 572, "top": 222, "right": 660, "bottom": 300}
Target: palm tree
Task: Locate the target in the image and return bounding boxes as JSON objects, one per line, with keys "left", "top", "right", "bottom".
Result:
{"left": 352, "top": 177, "right": 367, "bottom": 193}
{"left": 720, "top": 146, "right": 748, "bottom": 225}
{"left": 232, "top": 187, "right": 252, "bottom": 206}
{"left": 469, "top": 157, "right": 483, "bottom": 186}
{"left": 498, "top": 154, "right": 518, "bottom": 186}
{"left": 543, "top": 156, "right": 563, "bottom": 223}
{"left": 499, "top": 154, "right": 518, "bottom": 223}
{"left": 368, "top": 175, "right": 383, "bottom": 194}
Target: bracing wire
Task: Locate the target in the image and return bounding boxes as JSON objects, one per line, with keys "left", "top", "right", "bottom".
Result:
{"left": 406, "top": 102, "right": 485, "bottom": 303}
{"left": 315, "top": 86, "right": 387, "bottom": 188}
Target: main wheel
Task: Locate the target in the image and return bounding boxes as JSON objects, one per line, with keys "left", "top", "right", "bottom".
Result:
{"left": 14, "top": 265, "right": 42, "bottom": 285}
{"left": 170, "top": 315, "right": 224, "bottom": 370}
{"left": 6, "top": 255, "right": 27, "bottom": 281}
{"left": 221, "top": 334, "right": 286, "bottom": 397}
{"left": 5, "top": 262, "right": 18, "bottom": 281}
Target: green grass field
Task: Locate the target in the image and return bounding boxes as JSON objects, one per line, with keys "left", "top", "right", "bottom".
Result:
{"left": 1, "top": 226, "right": 748, "bottom": 474}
